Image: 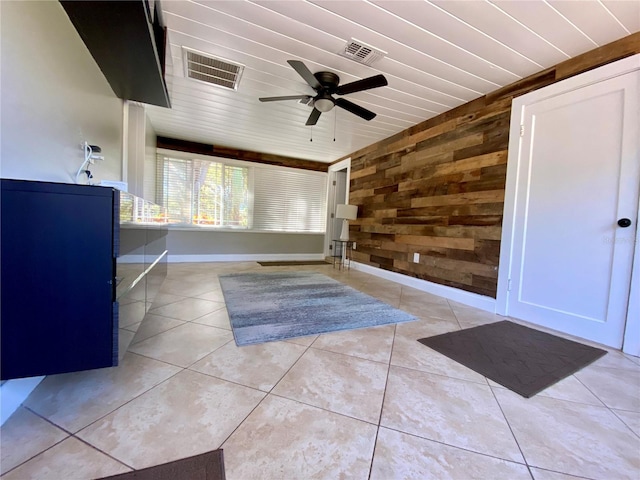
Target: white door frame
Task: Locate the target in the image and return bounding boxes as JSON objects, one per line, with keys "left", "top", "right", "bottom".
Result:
{"left": 497, "top": 54, "right": 640, "bottom": 356}
{"left": 324, "top": 158, "right": 351, "bottom": 257}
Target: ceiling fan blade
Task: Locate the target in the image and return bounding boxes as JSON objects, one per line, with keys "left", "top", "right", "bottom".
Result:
{"left": 336, "top": 74, "right": 388, "bottom": 95}
{"left": 287, "top": 60, "right": 321, "bottom": 90}
{"left": 259, "top": 95, "right": 312, "bottom": 103}
{"left": 306, "top": 108, "right": 322, "bottom": 126}
{"left": 335, "top": 98, "right": 376, "bottom": 121}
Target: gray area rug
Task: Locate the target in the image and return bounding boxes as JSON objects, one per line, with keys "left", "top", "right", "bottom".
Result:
{"left": 418, "top": 320, "right": 607, "bottom": 398}
{"left": 219, "top": 271, "right": 416, "bottom": 346}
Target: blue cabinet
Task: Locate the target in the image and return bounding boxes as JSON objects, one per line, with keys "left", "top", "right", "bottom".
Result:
{"left": 1, "top": 179, "right": 119, "bottom": 380}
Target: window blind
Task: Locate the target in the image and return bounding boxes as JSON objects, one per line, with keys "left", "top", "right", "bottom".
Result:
{"left": 156, "top": 154, "right": 326, "bottom": 232}
{"left": 157, "top": 156, "right": 249, "bottom": 227}
{"left": 253, "top": 167, "right": 327, "bottom": 232}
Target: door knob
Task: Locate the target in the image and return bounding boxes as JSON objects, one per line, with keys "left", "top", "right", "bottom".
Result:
{"left": 617, "top": 218, "right": 632, "bottom": 228}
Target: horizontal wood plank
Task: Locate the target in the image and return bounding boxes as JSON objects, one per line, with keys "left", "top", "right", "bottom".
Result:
{"left": 411, "top": 190, "right": 505, "bottom": 208}
{"left": 346, "top": 34, "right": 639, "bottom": 299}
{"left": 157, "top": 136, "right": 327, "bottom": 172}
{"left": 395, "top": 235, "right": 475, "bottom": 251}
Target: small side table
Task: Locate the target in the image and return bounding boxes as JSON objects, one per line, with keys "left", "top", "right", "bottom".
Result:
{"left": 332, "top": 239, "right": 354, "bottom": 270}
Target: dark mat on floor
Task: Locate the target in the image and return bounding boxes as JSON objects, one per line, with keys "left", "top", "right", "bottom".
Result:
{"left": 258, "top": 261, "right": 330, "bottom": 266}
{"left": 99, "top": 449, "right": 225, "bottom": 480}
{"left": 418, "top": 320, "right": 606, "bottom": 398}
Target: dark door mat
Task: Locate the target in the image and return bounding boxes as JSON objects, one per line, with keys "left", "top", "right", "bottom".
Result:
{"left": 99, "top": 449, "right": 225, "bottom": 480}
{"left": 258, "top": 261, "right": 330, "bottom": 266}
{"left": 418, "top": 320, "right": 607, "bottom": 398}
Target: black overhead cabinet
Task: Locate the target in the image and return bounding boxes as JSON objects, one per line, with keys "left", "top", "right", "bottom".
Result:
{"left": 60, "top": 0, "right": 171, "bottom": 108}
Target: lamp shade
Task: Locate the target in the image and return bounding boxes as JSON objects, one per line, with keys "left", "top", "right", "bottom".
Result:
{"left": 335, "top": 204, "right": 357, "bottom": 220}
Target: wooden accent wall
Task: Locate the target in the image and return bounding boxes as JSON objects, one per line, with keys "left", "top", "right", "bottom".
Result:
{"left": 346, "top": 33, "right": 640, "bottom": 298}
{"left": 157, "top": 136, "right": 328, "bottom": 172}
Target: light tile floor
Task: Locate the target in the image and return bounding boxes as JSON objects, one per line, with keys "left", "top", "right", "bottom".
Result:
{"left": 1, "top": 262, "right": 639, "bottom": 479}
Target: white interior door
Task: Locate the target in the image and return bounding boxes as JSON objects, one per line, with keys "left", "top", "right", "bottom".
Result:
{"left": 325, "top": 161, "right": 349, "bottom": 257}
{"left": 503, "top": 70, "right": 639, "bottom": 349}
{"left": 332, "top": 170, "right": 347, "bottom": 239}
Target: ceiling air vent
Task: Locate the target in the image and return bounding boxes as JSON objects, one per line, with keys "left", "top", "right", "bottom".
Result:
{"left": 339, "top": 38, "right": 387, "bottom": 66}
{"left": 183, "top": 48, "right": 244, "bottom": 90}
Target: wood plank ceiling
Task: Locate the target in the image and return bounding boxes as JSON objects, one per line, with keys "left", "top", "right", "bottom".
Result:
{"left": 145, "top": 0, "right": 639, "bottom": 163}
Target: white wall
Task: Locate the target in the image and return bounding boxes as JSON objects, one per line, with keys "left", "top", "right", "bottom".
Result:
{"left": 0, "top": 1, "right": 123, "bottom": 183}
{"left": 126, "top": 103, "right": 146, "bottom": 196}
{"left": 124, "top": 102, "right": 158, "bottom": 201}
{"left": 144, "top": 115, "right": 158, "bottom": 202}
{"left": 167, "top": 230, "right": 325, "bottom": 261}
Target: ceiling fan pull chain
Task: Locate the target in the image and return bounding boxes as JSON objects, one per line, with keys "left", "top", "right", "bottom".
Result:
{"left": 334, "top": 109, "right": 336, "bottom": 142}
{"left": 310, "top": 126, "right": 313, "bottom": 142}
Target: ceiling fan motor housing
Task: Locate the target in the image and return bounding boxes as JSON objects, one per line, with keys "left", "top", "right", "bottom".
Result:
{"left": 314, "top": 71, "right": 340, "bottom": 92}
{"left": 259, "top": 60, "right": 387, "bottom": 125}
{"left": 313, "top": 72, "right": 340, "bottom": 112}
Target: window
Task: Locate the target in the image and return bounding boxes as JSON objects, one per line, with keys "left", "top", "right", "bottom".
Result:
{"left": 253, "top": 167, "right": 327, "bottom": 232}
{"left": 157, "top": 154, "right": 327, "bottom": 233}
{"left": 158, "top": 157, "right": 249, "bottom": 227}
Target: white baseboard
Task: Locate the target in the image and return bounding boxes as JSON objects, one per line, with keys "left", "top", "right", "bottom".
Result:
{"left": 118, "top": 251, "right": 168, "bottom": 264}
{"left": 351, "top": 261, "right": 496, "bottom": 313}
{"left": 117, "top": 255, "right": 143, "bottom": 264}
{"left": 1, "top": 376, "right": 45, "bottom": 426}
{"left": 166, "top": 253, "right": 326, "bottom": 263}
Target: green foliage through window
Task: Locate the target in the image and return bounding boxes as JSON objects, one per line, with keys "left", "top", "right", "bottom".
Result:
{"left": 159, "top": 157, "right": 249, "bottom": 228}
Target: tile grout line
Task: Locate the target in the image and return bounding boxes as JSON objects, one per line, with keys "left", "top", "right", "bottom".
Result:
{"left": 50, "top": 343, "right": 280, "bottom": 477}
{"left": 266, "top": 337, "right": 317, "bottom": 395}
{"left": 128, "top": 321, "right": 232, "bottom": 351}
{"left": 69, "top": 364, "right": 185, "bottom": 435}
{"left": 146, "top": 294, "right": 191, "bottom": 311}
{"left": 70, "top": 434, "right": 137, "bottom": 473}
{"left": 265, "top": 391, "right": 381, "bottom": 427}
{"left": 126, "top": 333, "right": 235, "bottom": 373}
{"left": 306, "top": 342, "right": 395, "bottom": 366}
{"left": 528, "top": 465, "right": 600, "bottom": 480}
{"left": 367, "top": 320, "right": 399, "bottom": 480}
{"left": 446, "top": 297, "right": 493, "bottom": 387}
{"left": 182, "top": 338, "right": 236, "bottom": 371}
{"left": 1, "top": 410, "right": 74, "bottom": 478}
{"left": 14, "top": 404, "right": 139, "bottom": 476}
{"left": 488, "top": 385, "right": 532, "bottom": 475}
{"left": 210, "top": 299, "right": 401, "bottom": 454}
{"left": 380, "top": 424, "right": 534, "bottom": 469}
{"left": 446, "top": 298, "right": 464, "bottom": 330}
{"left": 389, "top": 361, "right": 491, "bottom": 386}
{"left": 215, "top": 336, "right": 320, "bottom": 452}
{"left": 572, "top": 373, "right": 640, "bottom": 439}
{"left": 145, "top": 303, "right": 226, "bottom": 324}
{"left": 16, "top": 354, "right": 189, "bottom": 472}
{"left": 609, "top": 407, "right": 640, "bottom": 440}
{"left": 10, "top": 263, "right": 635, "bottom": 479}
{"left": 126, "top": 321, "right": 188, "bottom": 347}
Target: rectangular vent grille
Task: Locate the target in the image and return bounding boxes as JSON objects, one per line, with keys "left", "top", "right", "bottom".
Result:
{"left": 339, "top": 38, "right": 386, "bottom": 66}
{"left": 183, "top": 48, "right": 244, "bottom": 90}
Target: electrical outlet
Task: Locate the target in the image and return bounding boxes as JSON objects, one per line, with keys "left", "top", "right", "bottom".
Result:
{"left": 352, "top": 242, "right": 356, "bottom": 250}
{"left": 413, "top": 252, "right": 420, "bottom": 263}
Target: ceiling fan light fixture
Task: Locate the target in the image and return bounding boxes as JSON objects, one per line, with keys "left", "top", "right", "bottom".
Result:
{"left": 314, "top": 96, "right": 334, "bottom": 112}
{"left": 260, "top": 60, "right": 386, "bottom": 125}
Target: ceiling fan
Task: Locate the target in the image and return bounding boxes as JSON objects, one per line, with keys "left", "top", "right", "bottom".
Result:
{"left": 259, "top": 60, "right": 388, "bottom": 126}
